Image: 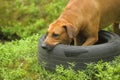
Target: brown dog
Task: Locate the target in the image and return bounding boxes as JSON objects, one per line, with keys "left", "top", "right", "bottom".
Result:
{"left": 42, "top": 0, "right": 120, "bottom": 50}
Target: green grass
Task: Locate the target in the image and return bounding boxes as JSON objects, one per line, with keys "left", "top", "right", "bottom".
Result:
{"left": 0, "top": 29, "right": 120, "bottom": 80}
{"left": 0, "top": 33, "right": 40, "bottom": 80}
{"left": 0, "top": 0, "right": 68, "bottom": 40}
{"left": 0, "top": 0, "right": 120, "bottom": 80}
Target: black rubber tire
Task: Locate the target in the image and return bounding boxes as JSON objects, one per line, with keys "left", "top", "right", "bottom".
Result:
{"left": 38, "top": 30, "right": 120, "bottom": 71}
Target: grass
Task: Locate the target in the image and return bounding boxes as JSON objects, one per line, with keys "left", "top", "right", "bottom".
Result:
{"left": 0, "top": 0, "right": 68, "bottom": 40}
{"left": 0, "top": 28, "right": 120, "bottom": 80}
{"left": 0, "top": 0, "right": 120, "bottom": 80}
{"left": 0, "top": 33, "right": 40, "bottom": 80}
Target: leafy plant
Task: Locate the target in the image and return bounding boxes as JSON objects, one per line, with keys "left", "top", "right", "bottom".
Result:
{"left": 0, "top": 0, "right": 68, "bottom": 41}
{"left": 0, "top": 0, "right": 120, "bottom": 80}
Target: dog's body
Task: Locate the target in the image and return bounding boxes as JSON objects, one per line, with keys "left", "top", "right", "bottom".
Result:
{"left": 42, "top": 0, "right": 120, "bottom": 50}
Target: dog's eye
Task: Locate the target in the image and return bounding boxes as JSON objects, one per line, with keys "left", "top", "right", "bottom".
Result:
{"left": 52, "top": 33, "right": 59, "bottom": 38}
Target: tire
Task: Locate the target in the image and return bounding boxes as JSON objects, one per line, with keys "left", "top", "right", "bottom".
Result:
{"left": 38, "top": 30, "right": 120, "bottom": 71}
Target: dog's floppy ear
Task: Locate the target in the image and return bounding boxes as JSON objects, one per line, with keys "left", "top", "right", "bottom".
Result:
{"left": 63, "top": 24, "right": 77, "bottom": 38}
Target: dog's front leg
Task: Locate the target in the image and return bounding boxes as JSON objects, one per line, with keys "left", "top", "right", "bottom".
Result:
{"left": 74, "top": 37, "right": 85, "bottom": 46}
{"left": 74, "top": 38, "right": 78, "bottom": 46}
{"left": 82, "top": 37, "right": 98, "bottom": 46}
{"left": 81, "top": 17, "right": 99, "bottom": 46}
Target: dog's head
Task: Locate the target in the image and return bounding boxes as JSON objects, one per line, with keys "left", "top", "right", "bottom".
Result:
{"left": 41, "top": 19, "right": 76, "bottom": 50}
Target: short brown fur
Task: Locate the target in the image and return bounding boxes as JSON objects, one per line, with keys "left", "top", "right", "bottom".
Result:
{"left": 44, "top": 0, "right": 120, "bottom": 48}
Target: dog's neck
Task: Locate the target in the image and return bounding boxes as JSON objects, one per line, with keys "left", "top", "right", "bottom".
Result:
{"left": 58, "top": 14, "right": 85, "bottom": 37}
{"left": 59, "top": 13, "right": 81, "bottom": 27}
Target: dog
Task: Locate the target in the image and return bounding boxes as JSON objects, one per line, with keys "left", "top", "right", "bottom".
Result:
{"left": 42, "top": 0, "right": 120, "bottom": 50}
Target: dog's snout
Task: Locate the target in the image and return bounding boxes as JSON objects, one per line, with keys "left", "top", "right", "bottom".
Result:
{"left": 41, "top": 43, "right": 54, "bottom": 51}
{"left": 41, "top": 43, "right": 47, "bottom": 49}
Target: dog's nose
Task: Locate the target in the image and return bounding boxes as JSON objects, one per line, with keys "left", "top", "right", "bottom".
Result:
{"left": 41, "top": 43, "right": 54, "bottom": 51}
{"left": 41, "top": 43, "right": 47, "bottom": 49}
